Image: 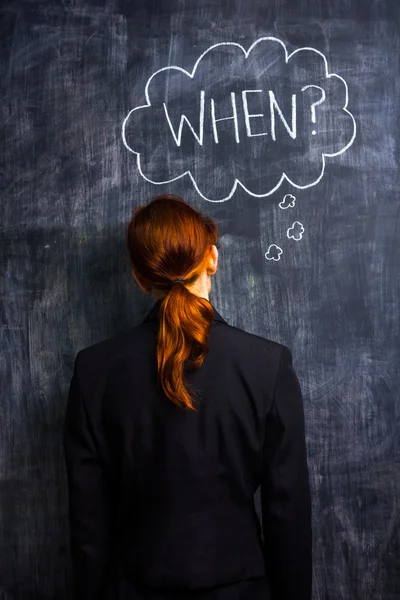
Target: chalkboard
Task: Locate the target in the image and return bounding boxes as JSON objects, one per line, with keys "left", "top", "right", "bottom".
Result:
{"left": 1, "top": 1, "right": 400, "bottom": 598}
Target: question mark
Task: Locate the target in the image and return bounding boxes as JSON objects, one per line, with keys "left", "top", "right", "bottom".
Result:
{"left": 301, "top": 85, "right": 326, "bottom": 135}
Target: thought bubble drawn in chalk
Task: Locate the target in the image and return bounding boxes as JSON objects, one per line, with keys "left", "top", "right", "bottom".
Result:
{"left": 265, "top": 245, "right": 283, "bottom": 261}
{"left": 122, "top": 37, "right": 357, "bottom": 203}
{"left": 287, "top": 221, "right": 305, "bottom": 241}
{"left": 279, "top": 194, "right": 296, "bottom": 209}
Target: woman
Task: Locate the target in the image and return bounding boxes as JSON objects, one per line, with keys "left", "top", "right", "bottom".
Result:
{"left": 63, "top": 194, "right": 312, "bottom": 600}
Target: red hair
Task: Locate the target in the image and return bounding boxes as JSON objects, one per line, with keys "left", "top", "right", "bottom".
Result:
{"left": 126, "top": 194, "right": 218, "bottom": 411}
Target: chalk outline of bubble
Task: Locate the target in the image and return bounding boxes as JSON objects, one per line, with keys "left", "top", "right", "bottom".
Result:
{"left": 287, "top": 221, "right": 305, "bottom": 241}
{"left": 265, "top": 244, "right": 283, "bottom": 261}
{"left": 279, "top": 193, "right": 296, "bottom": 209}
{"left": 122, "top": 37, "right": 357, "bottom": 203}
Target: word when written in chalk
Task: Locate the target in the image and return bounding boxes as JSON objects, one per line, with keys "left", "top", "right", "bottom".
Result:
{"left": 163, "top": 86, "right": 326, "bottom": 146}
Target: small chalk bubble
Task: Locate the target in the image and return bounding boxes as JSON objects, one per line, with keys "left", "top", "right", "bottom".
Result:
{"left": 312, "top": 130, "right": 317, "bottom": 135}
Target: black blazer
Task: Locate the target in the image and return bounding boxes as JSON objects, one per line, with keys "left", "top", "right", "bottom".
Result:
{"left": 63, "top": 300, "right": 312, "bottom": 600}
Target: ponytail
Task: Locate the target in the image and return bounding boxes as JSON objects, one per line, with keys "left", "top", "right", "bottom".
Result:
{"left": 157, "top": 283, "right": 214, "bottom": 410}
{"left": 127, "top": 194, "right": 218, "bottom": 411}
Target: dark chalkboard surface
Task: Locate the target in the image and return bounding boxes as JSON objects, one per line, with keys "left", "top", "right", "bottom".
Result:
{"left": 1, "top": 1, "right": 400, "bottom": 598}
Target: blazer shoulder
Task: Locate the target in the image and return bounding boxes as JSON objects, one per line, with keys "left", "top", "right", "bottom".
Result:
{"left": 73, "top": 322, "right": 150, "bottom": 375}
{"left": 215, "top": 320, "right": 288, "bottom": 359}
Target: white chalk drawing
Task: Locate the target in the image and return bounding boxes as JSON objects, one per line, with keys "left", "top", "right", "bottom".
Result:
{"left": 287, "top": 221, "right": 305, "bottom": 241}
{"left": 265, "top": 245, "right": 283, "bottom": 261}
{"left": 122, "top": 37, "right": 357, "bottom": 203}
{"left": 279, "top": 194, "right": 296, "bottom": 209}
{"left": 301, "top": 85, "right": 326, "bottom": 135}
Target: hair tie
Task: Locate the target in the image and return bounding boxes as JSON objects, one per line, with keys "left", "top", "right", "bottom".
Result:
{"left": 171, "top": 277, "right": 185, "bottom": 285}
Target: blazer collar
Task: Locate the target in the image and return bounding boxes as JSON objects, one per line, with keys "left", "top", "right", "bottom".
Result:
{"left": 143, "top": 298, "right": 227, "bottom": 324}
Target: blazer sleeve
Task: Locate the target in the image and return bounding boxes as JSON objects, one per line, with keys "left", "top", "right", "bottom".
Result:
{"left": 63, "top": 352, "right": 113, "bottom": 600}
{"left": 260, "top": 346, "right": 312, "bottom": 600}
